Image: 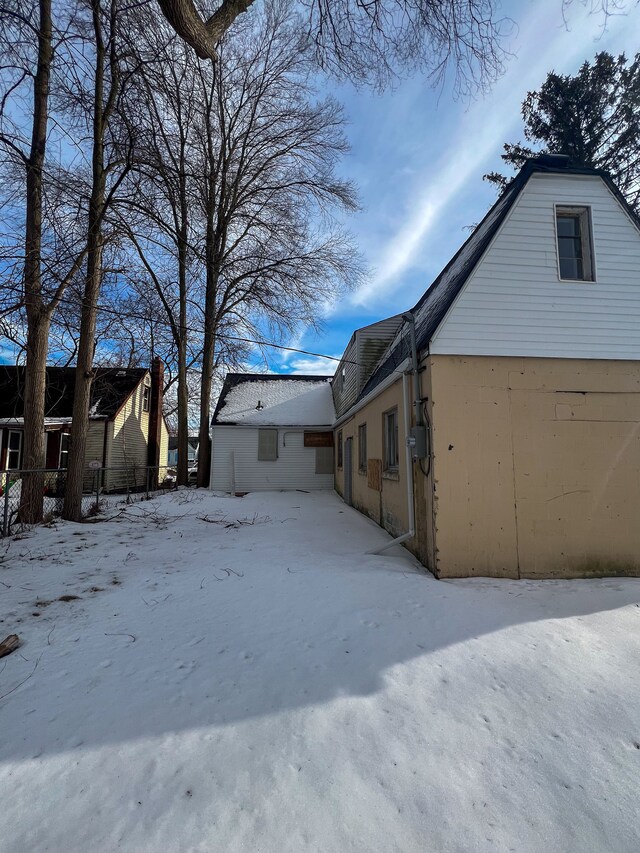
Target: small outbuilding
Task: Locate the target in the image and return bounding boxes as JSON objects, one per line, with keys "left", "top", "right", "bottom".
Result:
{"left": 210, "top": 373, "right": 335, "bottom": 493}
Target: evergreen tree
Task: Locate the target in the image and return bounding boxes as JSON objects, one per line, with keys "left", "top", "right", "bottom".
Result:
{"left": 486, "top": 52, "right": 640, "bottom": 214}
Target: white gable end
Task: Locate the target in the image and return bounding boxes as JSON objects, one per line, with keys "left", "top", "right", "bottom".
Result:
{"left": 431, "top": 172, "right": 640, "bottom": 359}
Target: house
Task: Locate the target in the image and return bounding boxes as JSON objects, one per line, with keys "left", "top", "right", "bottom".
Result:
{"left": 167, "top": 435, "right": 198, "bottom": 468}
{"left": 333, "top": 154, "right": 640, "bottom": 579}
{"left": 210, "top": 373, "right": 335, "bottom": 492}
{"left": 0, "top": 358, "right": 169, "bottom": 492}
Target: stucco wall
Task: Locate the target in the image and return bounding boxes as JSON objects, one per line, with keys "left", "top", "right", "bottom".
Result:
{"left": 430, "top": 355, "right": 640, "bottom": 579}
{"left": 335, "top": 382, "right": 415, "bottom": 545}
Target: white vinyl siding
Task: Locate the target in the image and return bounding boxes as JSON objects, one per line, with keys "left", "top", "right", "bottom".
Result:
{"left": 431, "top": 173, "right": 640, "bottom": 359}
{"left": 211, "top": 426, "right": 334, "bottom": 492}
{"left": 332, "top": 315, "right": 404, "bottom": 417}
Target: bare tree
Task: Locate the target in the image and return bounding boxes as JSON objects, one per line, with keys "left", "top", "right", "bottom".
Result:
{"left": 193, "top": 3, "right": 361, "bottom": 484}
{"left": 115, "top": 24, "right": 204, "bottom": 485}
{"left": 0, "top": 1, "right": 88, "bottom": 522}
{"left": 157, "top": 0, "right": 255, "bottom": 61}
{"left": 62, "top": 0, "right": 135, "bottom": 521}
{"left": 157, "top": 0, "right": 509, "bottom": 91}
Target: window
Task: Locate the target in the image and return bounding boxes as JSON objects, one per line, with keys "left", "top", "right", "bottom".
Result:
{"left": 59, "top": 432, "right": 71, "bottom": 469}
{"left": 7, "top": 430, "right": 22, "bottom": 470}
{"left": 556, "top": 206, "right": 594, "bottom": 281}
{"left": 142, "top": 385, "right": 151, "bottom": 412}
{"left": 337, "top": 430, "right": 343, "bottom": 469}
{"left": 257, "top": 429, "right": 278, "bottom": 461}
{"left": 358, "top": 423, "right": 367, "bottom": 473}
{"left": 383, "top": 409, "right": 399, "bottom": 471}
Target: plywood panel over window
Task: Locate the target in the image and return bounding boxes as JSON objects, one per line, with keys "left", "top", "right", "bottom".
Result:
{"left": 257, "top": 429, "right": 278, "bottom": 461}
{"left": 304, "top": 431, "right": 333, "bottom": 447}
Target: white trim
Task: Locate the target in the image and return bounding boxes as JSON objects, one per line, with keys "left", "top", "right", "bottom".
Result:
{"left": 7, "top": 429, "right": 22, "bottom": 470}
{"left": 58, "top": 431, "right": 71, "bottom": 469}
{"left": 554, "top": 203, "right": 597, "bottom": 283}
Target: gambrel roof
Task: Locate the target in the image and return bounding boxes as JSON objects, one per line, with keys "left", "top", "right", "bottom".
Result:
{"left": 359, "top": 155, "right": 640, "bottom": 400}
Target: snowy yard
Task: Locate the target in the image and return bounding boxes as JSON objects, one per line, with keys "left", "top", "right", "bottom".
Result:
{"left": 1, "top": 490, "right": 639, "bottom": 853}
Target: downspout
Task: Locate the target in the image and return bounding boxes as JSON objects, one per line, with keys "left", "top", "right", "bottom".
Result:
{"left": 368, "top": 370, "right": 415, "bottom": 554}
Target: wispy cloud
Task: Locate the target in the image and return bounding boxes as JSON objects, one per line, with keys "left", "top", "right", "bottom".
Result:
{"left": 288, "top": 356, "right": 338, "bottom": 376}
{"left": 351, "top": 0, "right": 637, "bottom": 306}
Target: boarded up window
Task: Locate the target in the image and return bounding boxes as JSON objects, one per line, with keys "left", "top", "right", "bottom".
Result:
{"left": 368, "top": 459, "right": 382, "bottom": 491}
{"left": 304, "top": 431, "right": 333, "bottom": 447}
{"left": 258, "top": 429, "right": 278, "bottom": 461}
{"left": 315, "top": 446, "right": 333, "bottom": 474}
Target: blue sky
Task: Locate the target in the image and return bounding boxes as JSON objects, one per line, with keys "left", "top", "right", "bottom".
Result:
{"left": 275, "top": 0, "right": 640, "bottom": 375}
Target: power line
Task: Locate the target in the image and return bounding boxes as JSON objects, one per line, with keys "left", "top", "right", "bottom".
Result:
{"left": 18, "top": 290, "right": 361, "bottom": 367}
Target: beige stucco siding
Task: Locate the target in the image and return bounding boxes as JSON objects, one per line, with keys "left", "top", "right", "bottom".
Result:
{"left": 335, "top": 381, "right": 432, "bottom": 557}
{"left": 430, "top": 355, "right": 640, "bottom": 578}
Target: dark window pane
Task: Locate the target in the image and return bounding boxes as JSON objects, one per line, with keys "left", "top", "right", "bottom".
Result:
{"left": 559, "top": 256, "right": 583, "bottom": 279}
{"left": 558, "top": 235, "right": 581, "bottom": 258}
{"left": 557, "top": 215, "right": 580, "bottom": 237}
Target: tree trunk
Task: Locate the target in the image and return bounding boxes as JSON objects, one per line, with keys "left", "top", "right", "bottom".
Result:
{"left": 176, "top": 334, "right": 189, "bottom": 486}
{"left": 176, "top": 200, "right": 189, "bottom": 486}
{"left": 62, "top": 0, "right": 108, "bottom": 521}
{"left": 20, "top": 313, "right": 50, "bottom": 522}
{"left": 197, "top": 314, "right": 215, "bottom": 488}
{"left": 20, "top": 0, "right": 52, "bottom": 524}
{"left": 62, "top": 233, "right": 103, "bottom": 521}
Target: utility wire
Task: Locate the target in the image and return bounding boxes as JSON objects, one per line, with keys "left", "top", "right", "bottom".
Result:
{"left": 11, "top": 290, "right": 361, "bottom": 367}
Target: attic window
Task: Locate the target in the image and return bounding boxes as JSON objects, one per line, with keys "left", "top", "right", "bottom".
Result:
{"left": 142, "top": 386, "right": 151, "bottom": 412}
{"left": 556, "top": 206, "right": 594, "bottom": 281}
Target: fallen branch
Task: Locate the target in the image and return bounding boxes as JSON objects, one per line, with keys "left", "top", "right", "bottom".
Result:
{"left": 0, "top": 650, "right": 43, "bottom": 702}
{"left": 0, "top": 634, "right": 20, "bottom": 659}
{"left": 104, "top": 632, "right": 136, "bottom": 643}
{"left": 212, "top": 567, "right": 245, "bottom": 581}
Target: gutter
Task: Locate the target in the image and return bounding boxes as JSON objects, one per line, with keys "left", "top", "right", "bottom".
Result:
{"left": 333, "top": 356, "right": 411, "bottom": 429}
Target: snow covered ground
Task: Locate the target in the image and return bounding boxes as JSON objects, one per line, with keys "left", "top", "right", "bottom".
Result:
{"left": 1, "top": 490, "right": 639, "bottom": 853}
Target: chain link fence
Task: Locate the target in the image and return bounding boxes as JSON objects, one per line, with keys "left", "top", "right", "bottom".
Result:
{"left": 0, "top": 465, "right": 178, "bottom": 537}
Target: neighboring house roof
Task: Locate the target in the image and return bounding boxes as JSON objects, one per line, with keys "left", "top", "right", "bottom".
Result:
{"left": 0, "top": 366, "right": 148, "bottom": 421}
{"left": 168, "top": 436, "right": 199, "bottom": 451}
{"left": 359, "top": 155, "right": 640, "bottom": 401}
{"left": 212, "top": 374, "right": 335, "bottom": 426}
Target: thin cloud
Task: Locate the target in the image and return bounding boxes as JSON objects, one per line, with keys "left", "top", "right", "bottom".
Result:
{"left": 351, "top": 1, "right": 636, "bottom": 306}
{"left": 289, "top": 356, "right": 338, "bottom": 376}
